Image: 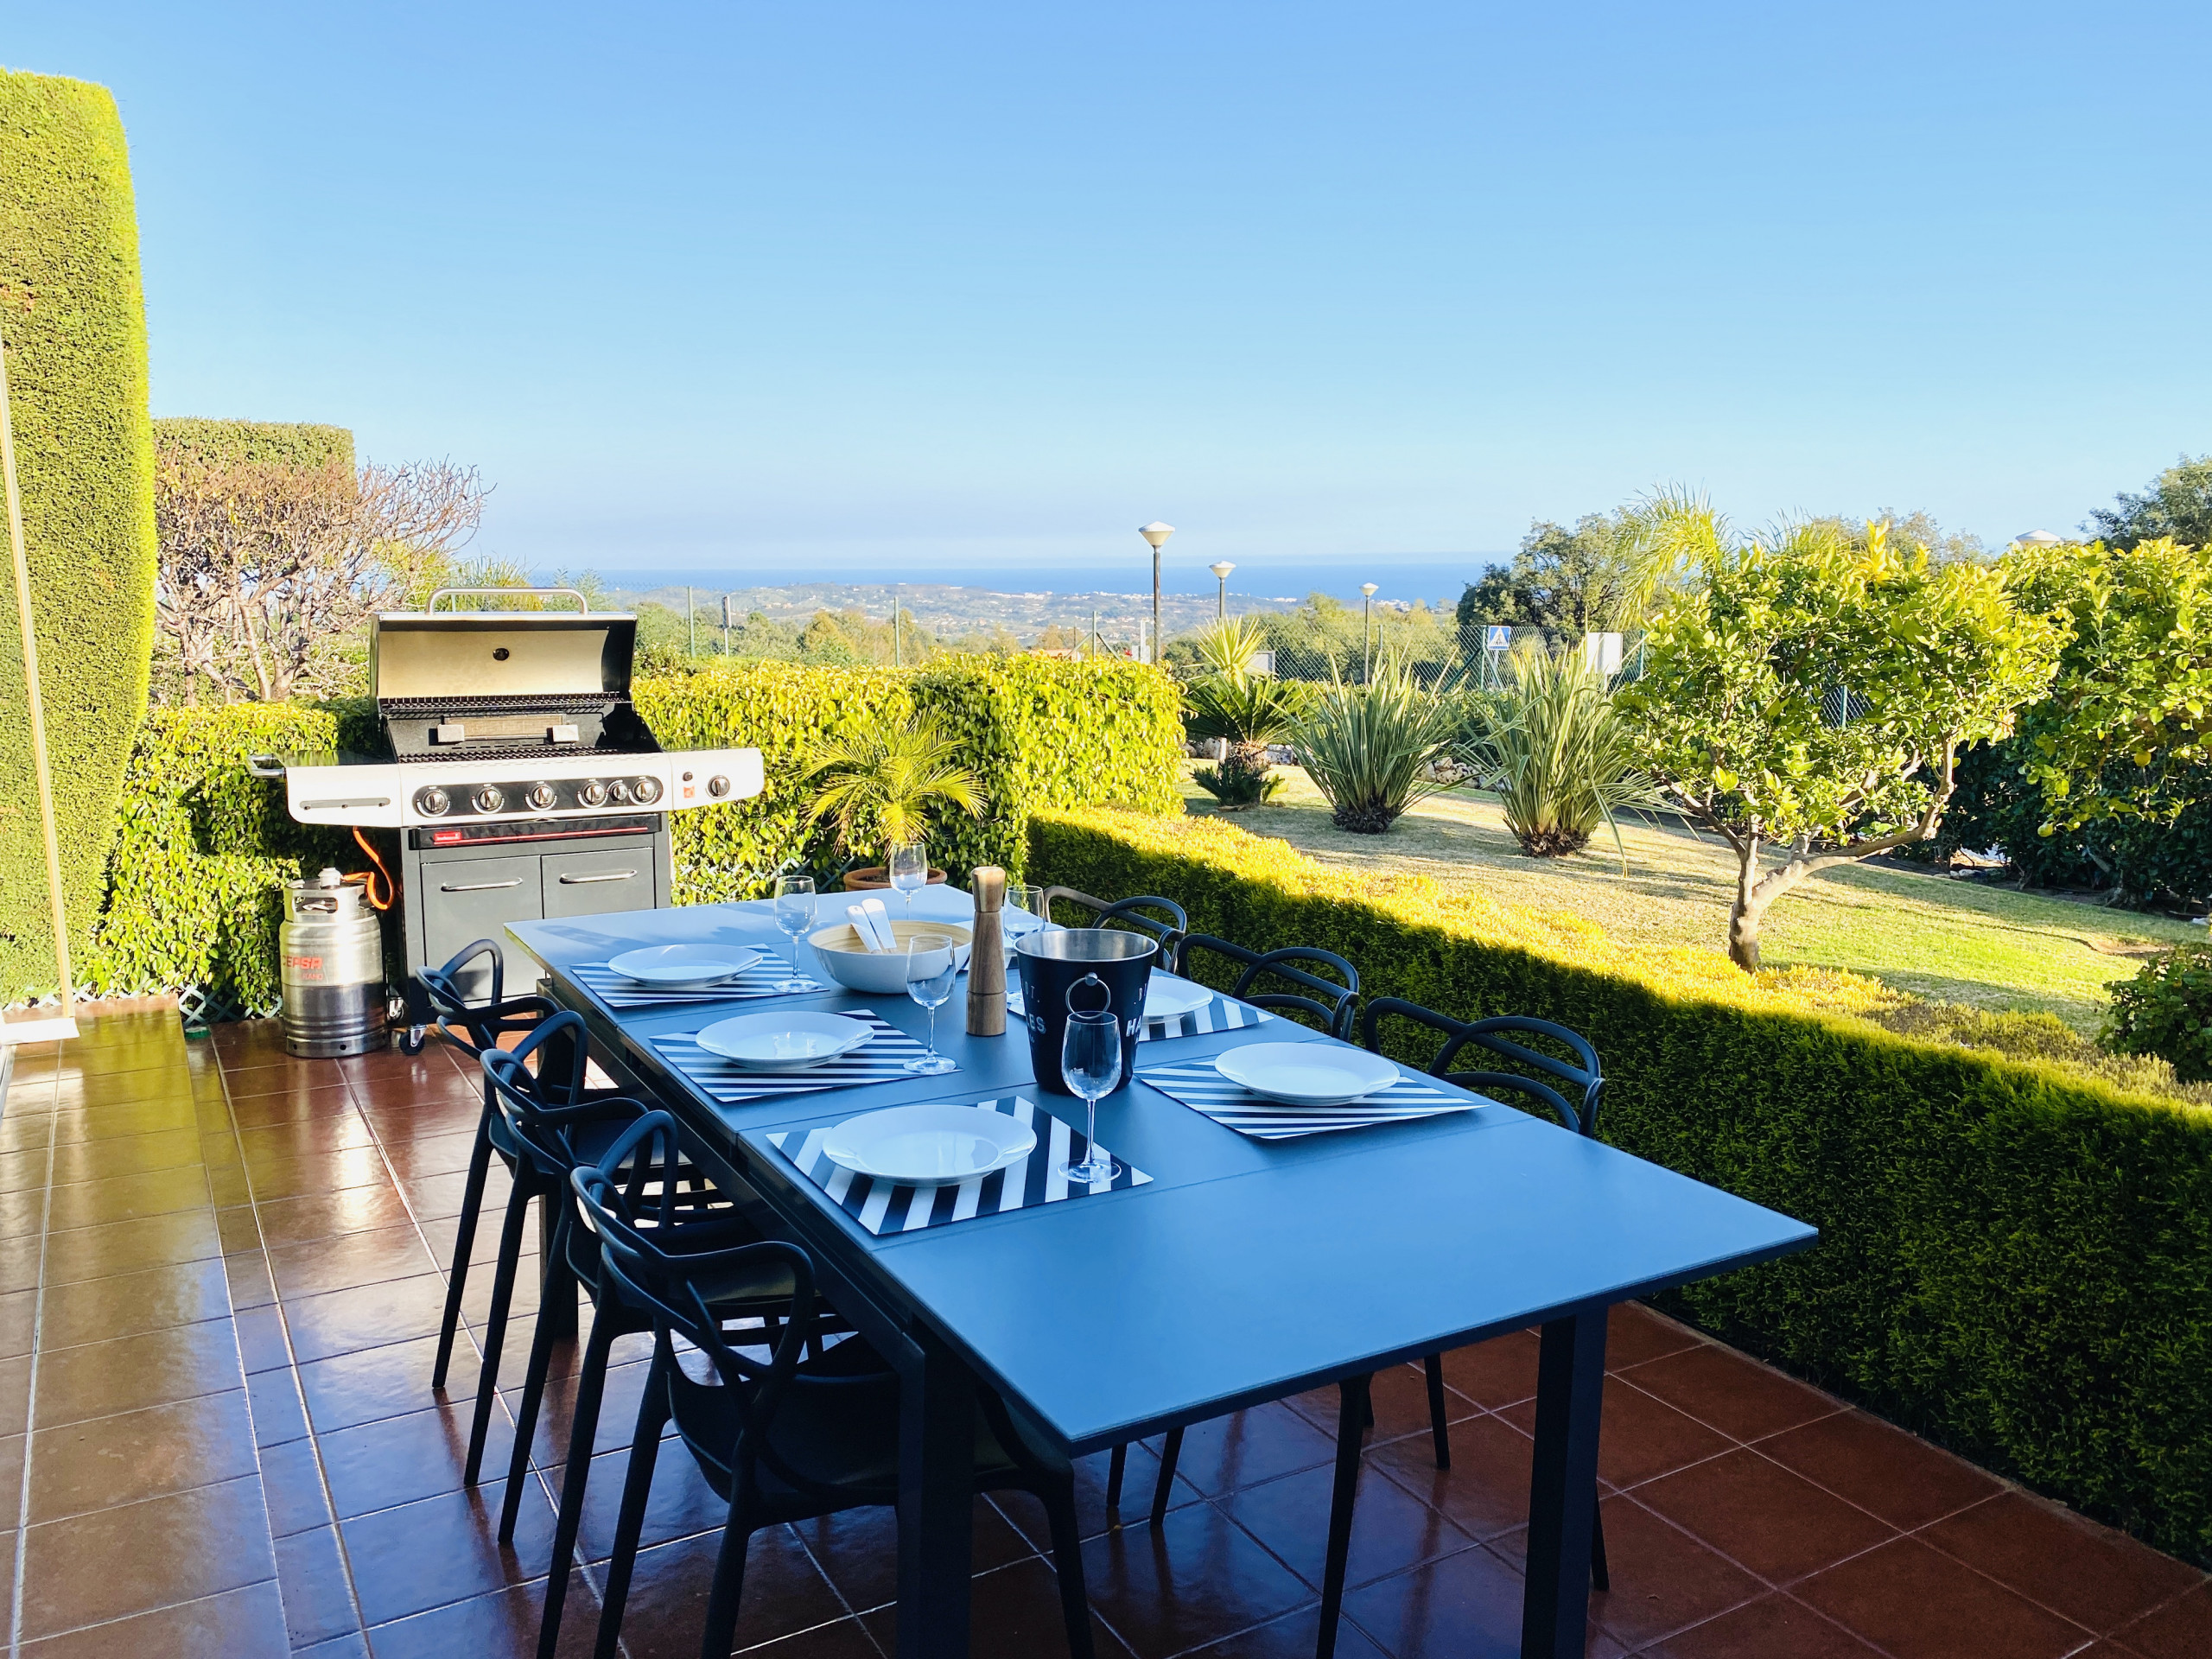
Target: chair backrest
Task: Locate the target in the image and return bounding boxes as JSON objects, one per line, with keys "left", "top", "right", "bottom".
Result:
{"left": 416, "top": 938, "right": 556, "bottom": 1062}
{"left": 481, "top": 1012, "right": 637, "bottom": 1177}
{"left": 1038, "top": 887, "right": 1187, "bottom": 957}
{"left": 1360, "top": 998, "right": 1603, "bottom": 1135}
{"left": 1175, "top": 934, "right": 1360, "bottom": 1039}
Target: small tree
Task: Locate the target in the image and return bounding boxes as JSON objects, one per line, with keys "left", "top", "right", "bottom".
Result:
{"left": 1182, "top": 618, "right": 1312, "bottom": 807}
{"left": 1618, "top": 517, "right": 2062, "bottom": 970}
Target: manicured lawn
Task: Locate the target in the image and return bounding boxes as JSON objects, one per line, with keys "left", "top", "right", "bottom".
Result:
{"left": 1179, "top": 768, "right": 2199, "bottom": 1032}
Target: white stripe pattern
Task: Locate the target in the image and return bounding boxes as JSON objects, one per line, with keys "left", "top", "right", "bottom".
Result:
{"left": 1139, "top": 1058, "right": 1485, "bottom": 1141}
{"left": 1006, "top": 988, "right": 1269, "bottom": 1041}
{"left": 573, "top": 959, "right": 823, "bottom": 1008}
{"left": 650, "top": 1010, "right": 943, "bottom": 1103}
{"left": 765, "top": 1094, "right": 1152, "bottom": 1236}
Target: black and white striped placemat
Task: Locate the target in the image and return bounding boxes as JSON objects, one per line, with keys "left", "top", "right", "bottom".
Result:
{"left": 573, "top": 958, "right": 822, "bottom": 1008}
{"left": 1138, "top": 1058, "right": 1484, "bottom": 1141}
{"left": 1007, "top": 987, "right": 1269, "bottom": 1041}
{"left": 651, "top": 1010, "right": 947, "bottom": 1104}
{"left": 766, "top": 1094, "right": 1150, "bottom": 1236}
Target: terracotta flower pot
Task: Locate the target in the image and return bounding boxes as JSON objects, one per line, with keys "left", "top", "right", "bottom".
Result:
{"left": 840, "top": 866, "right": 949, "bottom": 892}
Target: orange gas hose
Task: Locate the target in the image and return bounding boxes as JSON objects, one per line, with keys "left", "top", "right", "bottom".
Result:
{"left": 352, "top": 827, "right": 396, "bottom": 912}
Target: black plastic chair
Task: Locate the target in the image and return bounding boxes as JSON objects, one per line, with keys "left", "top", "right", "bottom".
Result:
{"left": 416, "top": 939, "right": 613, "bottom": 1393}
{"left": 1360, "top": 997, "right": 1609, "bottom": 1588}
{"left": 1038, "top": 887, "right": 1188, "bottom": 959}
{"left": 1173, "top": 934, "right": 1361, "bottom": 1039}
{"left": 573, "top": 1128, "right": 1099, "bottom": 1659}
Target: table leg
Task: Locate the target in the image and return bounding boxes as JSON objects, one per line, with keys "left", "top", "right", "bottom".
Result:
{"left": 897, "top": 1329, "right": 974, "bottom": 1657}
{"left": 1522, "top": 1306, "right": 1607, "bottom": 1659}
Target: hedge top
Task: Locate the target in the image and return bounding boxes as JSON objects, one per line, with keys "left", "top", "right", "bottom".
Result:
{"left": 153, "top": 417, "right": 356, "bottom": 474}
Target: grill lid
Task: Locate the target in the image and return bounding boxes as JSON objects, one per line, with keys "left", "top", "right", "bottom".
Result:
{"left": 372, "top": 612, "right": 639, "bottom": 703}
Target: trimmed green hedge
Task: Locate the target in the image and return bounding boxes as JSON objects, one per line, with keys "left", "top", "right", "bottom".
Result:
{"left": 1029, "top": 806, "right": 2212, "bottom": 1563}
{"left": 0, "top": 71, "right": 158, "bottom": 998}
{"left": 153, "top": 417, "right": 355, "bottom": 474}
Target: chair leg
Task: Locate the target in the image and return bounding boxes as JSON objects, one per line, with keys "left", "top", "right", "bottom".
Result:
{"left": 529, "top": 1297, "right": 618, "bottom": 1651}
{"left": 1591, "top": 1494, "right": 1610, "bottom": 1592}
{"left": 696, "top": 1491, "right": 757, "bottom": 1659}
{"left": 498, "top": 1208, "right": 577, "bottom": 1540}
{"left": 1317, "top": 1375, "right": 1370, "bottom": 1659}
{"left": 1423, "top": 1351, "right": 1452, "bottom": 1469}
{"left": 1103, "top": 1444, "right": 1127, "bottom": 1522}
{"left": 463, "top": 1169, "right": 537, "bottom": 1484}
{"left": 430, "top": 1109, "right": 495, "bottom": 1389}
{"left": 1039, "top": 1474, "right": 1096, "bottom": 1659}
{"left": 593, "top": 1348, "right": 671, "bottom": 1659}
{"left": 1149, "top": 1427, "right": 1185, "bottom": 1527}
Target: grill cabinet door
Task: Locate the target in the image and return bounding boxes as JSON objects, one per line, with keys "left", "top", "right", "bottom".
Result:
{"left": 542, "top": 848, "right": 654, "bottom": 918}
{"left": 422, "top": 854, "right": 545, "bottom": 991}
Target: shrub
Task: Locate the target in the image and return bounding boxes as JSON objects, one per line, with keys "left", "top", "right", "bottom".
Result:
{"left": 0, "top": 71, "right": 159, "bottom": 1000}
{"left": 1467, "top": 648, "right": 1654, "bottom": 860}
{"left": 1183, "top": 620, "right": 1309, "bottom": 809}
{"left": 2104, "top": 944, "right": 2212, "bottom": 1084}
{"left": 1028, "top": 804, "right": 2212, "bottom": 1562}
{"left": 153, "top": 418, "right": 354, "bottom": 473}
{"left": 1290, "top": 655, "right": 1461, "bottom": 833}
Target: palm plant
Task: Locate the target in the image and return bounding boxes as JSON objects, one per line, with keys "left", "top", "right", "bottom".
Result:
{"left": 1183, "top": 618, "right": 1312, "bottom": 809}
{"left": 797, "top": 712, "right": 986, "bottom": 869}
{"left": 1468, "top": 646, "right": 1656, "bottom": 864}
{"left": 1291, "top": 653, "right": 1462, "bottom": 833}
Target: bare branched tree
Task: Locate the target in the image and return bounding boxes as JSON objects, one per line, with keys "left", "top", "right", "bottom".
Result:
{"left": 155, "top": 452, "right": 487, "bottom": 702}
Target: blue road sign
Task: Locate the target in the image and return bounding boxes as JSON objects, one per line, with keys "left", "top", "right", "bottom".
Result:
{"left": 1484, "top": 625, "right": 1510, "bottom": 651}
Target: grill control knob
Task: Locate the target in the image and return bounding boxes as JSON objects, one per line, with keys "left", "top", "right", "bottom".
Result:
{"left": 607, "top": 779, "right": 632, "bottom": 804}
{"left": 708, "top": 773, "right": 732, "bottom": 798}
{"left": 578, "top": 779, "right": 608, "bottom": 807}
{"left": 415, "top": 785, "right": 451, "bottom": 817}
{"left": 471, "top": 784, "right": 505, "bottom": 814}
{"left": 631, "top": 775, "right": 663, "bottom": 805}
{"left": 526, "top": 782, "right": 558, "bottom": 811}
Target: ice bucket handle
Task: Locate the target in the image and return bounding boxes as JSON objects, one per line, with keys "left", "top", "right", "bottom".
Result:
{"left": 1066, "top": 971, "right": 1111, "bottom": 1016}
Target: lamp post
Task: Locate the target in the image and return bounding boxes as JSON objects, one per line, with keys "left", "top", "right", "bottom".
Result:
{"left": 1361, "top": 582, "right": 1378, "bottom": 677}
{"left": 1210, "top": 561, "right": 1236, "bottom": 623}
{"left": 1139, "top": 522, "right": 1173, "bottom": 665}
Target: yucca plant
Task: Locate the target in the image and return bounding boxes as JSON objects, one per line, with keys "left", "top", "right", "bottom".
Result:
{"left": 1469, "top": 647, "right": 1656, "bottom": 863}
{"left": 1291, "top": 653, "right": 1462, "bottom": 833}
{"left": 1183, "top": 618, "right": 1312, "bottom": 809}
{"left": 798, "top": 712, "right": 986, "bottom": 868}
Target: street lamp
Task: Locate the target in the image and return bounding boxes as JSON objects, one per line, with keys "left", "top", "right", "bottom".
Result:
{"left": 1209, "top": 561, "right": 1236, "bottom": 623}
{"left": 1139, "top": 522, "right": 1174, "bottom": 665}
{"left": 1361, "top": 582, "right": 1378, "bottom": 677}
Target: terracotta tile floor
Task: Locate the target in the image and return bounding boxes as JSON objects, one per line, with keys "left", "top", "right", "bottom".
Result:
{"left": 2, "top": 1007, "right": 2207, "bottom": 1657}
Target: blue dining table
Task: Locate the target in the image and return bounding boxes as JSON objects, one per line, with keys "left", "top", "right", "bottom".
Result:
{"left": 510, "top": 890, "right": 1815, "bottom": 1659}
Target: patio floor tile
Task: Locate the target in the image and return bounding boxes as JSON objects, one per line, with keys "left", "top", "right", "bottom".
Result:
{"left": 1615, "top": 1340, "right": 1844, "bottom": 1445}
{"left": 1079, "top": 1499, "right": 1315, "bottom": 1656}
{"left": 1500, "top": 1375, "right": 1733, "bottom": 1491}
{"left": 2110, "top": 1580, "right": 2212, "bottom": 1658}
{"left": 1794, "top": 1534, "right": 2092, "bottom": 1658}
{"left": 1630, "top": 1446, "right": 1896, "bottom": 1585}
{"left": 16, "top": 1580, "right": 290, "bottom": 1659}
{"left": 1753, "top": 1410, "right": 2004, "bottom": 1530}
{"left": 19, "top": 1473, "right": 276, "bottom": 1640}
{"left": 1918, "top": 1489, "right": 2207, "bottom": 1637}
{"left": 26, "top": 1389, "right": 258, "bottom": 1521}
{"left": 1640, "top": 1592, "right": 1883, "bottom": 1657}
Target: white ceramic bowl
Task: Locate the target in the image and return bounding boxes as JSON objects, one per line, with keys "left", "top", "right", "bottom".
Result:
{"left": 821, "top": 1103, "right": 1037, "bottom": 1186}
{"left": 695, "top": 1011, "right": 875, "bottom": 1071}
{"left": 806, "top": 920, "right": 974, "bottom": 995}
{"left": 608, "top": 944, "right": 762, "bottom": 988}
{"left": 1214, "top": 1041, "right": 1399, "bottom": 1107}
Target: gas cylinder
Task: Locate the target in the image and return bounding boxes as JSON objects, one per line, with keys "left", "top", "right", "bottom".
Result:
{"left": 280, "top": 868, "right": 386, "bottom": 1057}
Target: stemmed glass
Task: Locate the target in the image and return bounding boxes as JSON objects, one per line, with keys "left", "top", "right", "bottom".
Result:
{"left": 1003, "top": 883, "right": 1046, "bottom": 970}
{"left": 901, "top": 931, "right": 960, "bottom": 1075}
{"left": 887, "top": 842, "right": 930, "bottom": 923}
{"left": 1060, "top": 1007, "right": 1122, "bottom": 1186}
{"left": 772, "top": 875, "right": 819, "bottom": 993}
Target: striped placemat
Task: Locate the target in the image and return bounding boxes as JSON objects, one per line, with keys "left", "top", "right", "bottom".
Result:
{"left": 1007, "top": 987, "right": 1270, "bottom": 1042}
{"left": 651, "top": 1010, "right": 945, "bottom": 1104}
{"left": 573, "top": 957, "right": 821, "bottom": 1008}
{"left": 1138, "top": 1057, "right": 1484, "bottom": 1141}
{"left": 767, "top": 1094, "right": 1150, "bottom": 1236}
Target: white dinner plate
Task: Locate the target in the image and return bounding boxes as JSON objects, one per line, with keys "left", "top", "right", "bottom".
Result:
{"left": 609, "top": 944, "right": 762, "bottom": 988}
{"left": 820, "top": 1103, "right": 1038, "bottom": 1187}
{"left": 696, "top": 1011, "right": 874, "bottom": 1071}
{"left": 1213, "top": 1042, "right": 1400, "bottom": 1108}
{"left": 1142, "top": 974, "right": 1213, "bottom": 1020}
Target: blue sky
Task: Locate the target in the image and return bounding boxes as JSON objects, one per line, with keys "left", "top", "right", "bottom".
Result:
{"left": 10, "top": 3, "right": 2211, "bottom": 588}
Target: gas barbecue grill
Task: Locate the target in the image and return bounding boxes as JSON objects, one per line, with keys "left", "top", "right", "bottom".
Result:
{"left": 251, "top": 588, "right": 762, "bottom": 1050}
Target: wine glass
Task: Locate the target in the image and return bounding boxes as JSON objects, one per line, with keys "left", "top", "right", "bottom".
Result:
{"left": 887, "top": 842, "right": 930, "bottom": 922}
{"left": 1059, "top": 1007, "right": 1122, "bottom": 1186}
{"left": 1002, "top": 883, "right": 1046, "bottom": 968}
{"left": 901, "top": 931, "right": 960, "bottom": 1075}
{"left": 772, "top": 875, "right": 818, "bottom": 993}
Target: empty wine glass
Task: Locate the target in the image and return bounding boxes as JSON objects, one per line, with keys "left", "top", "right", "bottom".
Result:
{"left": 887, "top": 842, "right": 930, "bottom": 922}
{"left": 1060, "top": 1005, "right": 1122, "bottom": 1186}
{"left": 902, "top": 931, "right": 960, "bottom": 1075}
{"left": 772, "top": 875, "right": 818, "bottom": 993}
{"left": 1002, "top": 883, "right": 1046, "bottom": 969}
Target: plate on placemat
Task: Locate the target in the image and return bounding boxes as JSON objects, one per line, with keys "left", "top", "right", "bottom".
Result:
{"left": 1214, "top": 1042, "right": 1398, "bottom": 1107}
{"left": 609, "top": 944, "right": 763, "bottom": 988}
{"left": 821, "top": 1103, "right": 1037, "bottom": 1187}
{"left": 696, "top": 1011, "right": 874, "bottom": 1071}
{"left": 1142, "top": 974, "right": 1213, "bottom": 1021}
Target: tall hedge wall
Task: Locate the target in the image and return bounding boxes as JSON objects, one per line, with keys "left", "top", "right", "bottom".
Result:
{"left": 1029, "top": 806, "right": 2212, "bottom": 1563}
{"left": 0, "top": 72, "right": 157, "bottom": 999}
{"left": 153, "top": 417, "right": 355, "bottom": 474}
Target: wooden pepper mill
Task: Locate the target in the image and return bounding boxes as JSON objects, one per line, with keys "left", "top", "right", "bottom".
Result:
{"left": 967, "top": 865, "right": 1007, "bottom": 1036}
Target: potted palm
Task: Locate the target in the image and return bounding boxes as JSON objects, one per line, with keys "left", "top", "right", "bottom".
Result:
{"left": 1183, "top": 618, "right": 1313, "bottom": 809}
{"left": 798, "top": 711, "right": 987, "bottom": 889}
